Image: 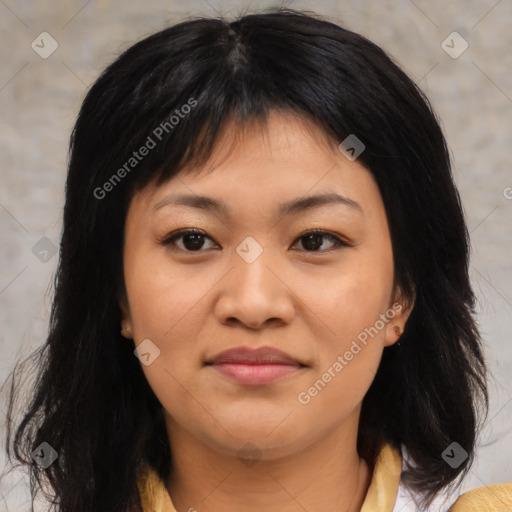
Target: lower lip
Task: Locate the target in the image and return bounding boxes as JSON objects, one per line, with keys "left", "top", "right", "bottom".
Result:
{"left": 208, "top": 363, "right": 304, "bottom": 386}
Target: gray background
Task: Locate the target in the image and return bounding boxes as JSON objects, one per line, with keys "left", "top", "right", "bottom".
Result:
{"left": 1, "top": 0, "right": 511, "bottom": 510}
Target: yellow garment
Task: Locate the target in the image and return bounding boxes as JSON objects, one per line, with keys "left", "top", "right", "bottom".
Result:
{"left": 448, "top": 484, "right": 512, "bottom": 511}
{"left": 136, "top": 442, "right": 512, "bottom": 511}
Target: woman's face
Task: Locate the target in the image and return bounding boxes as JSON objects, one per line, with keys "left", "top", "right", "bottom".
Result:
{"left": 120, "top": 111, "right": 411, "bottom": 460}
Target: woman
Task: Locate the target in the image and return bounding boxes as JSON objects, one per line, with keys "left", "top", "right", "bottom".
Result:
{"left": 3, "top": 8, "right": 512, "bottom": 512}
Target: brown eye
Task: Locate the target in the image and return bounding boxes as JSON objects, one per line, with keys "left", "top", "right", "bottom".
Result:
{"left": 292, "top": 230, "right": 348, "bottom": 252}
{"left": 159, "top": 229, "right": 218, "bottom": 252}
{"left": 158, "top": 228, "right": 349, "bottom": 254}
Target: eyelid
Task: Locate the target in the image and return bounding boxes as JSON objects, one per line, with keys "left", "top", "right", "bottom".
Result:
{"left": 293, "top": 228, "right": 353, "bottom": 249}
{"left": 157, "top": 227, "right": 353, "bottom": 252}
{"left": 156, "top": 228, "right": 216, "bottom": 248}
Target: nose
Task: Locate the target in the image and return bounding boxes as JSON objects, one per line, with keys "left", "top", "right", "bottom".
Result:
{"left": 213, "top": 247, "right": 295, "bottom": 330}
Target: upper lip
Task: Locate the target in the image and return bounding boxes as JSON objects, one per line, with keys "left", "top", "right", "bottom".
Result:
{"left": 206, "top": 346, "right": 305, "bottom": 366}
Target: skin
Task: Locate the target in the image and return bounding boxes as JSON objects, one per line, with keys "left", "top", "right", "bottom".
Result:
{"left": 120, "top": 110, "right": 413, "bottom": 512}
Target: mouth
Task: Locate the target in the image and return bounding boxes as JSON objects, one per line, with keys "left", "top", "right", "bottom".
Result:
{"left": 204, "top": 346, "right": 308, "bottom": 386}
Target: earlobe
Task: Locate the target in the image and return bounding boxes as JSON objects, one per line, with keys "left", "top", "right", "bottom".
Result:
{"left": 384, "top": 320, "right": 404, "bottom": 347}
{"left": 120, "top": 319, "right": 133, "bottom": 339}
{"left": 384, "top": 291, "right": 415, "bottom": 347}
{"left": 118, "top": 293, "right": 133, "bottom": 340}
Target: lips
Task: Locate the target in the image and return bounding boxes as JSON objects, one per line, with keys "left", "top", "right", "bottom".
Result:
{"left": 205, "top": 346, "right": 307, "bottom": 386}
{"left": 206, "top": 346, "right": 304, "bottom": 366}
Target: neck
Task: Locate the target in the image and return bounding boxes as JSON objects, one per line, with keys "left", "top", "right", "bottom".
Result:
{"left": 165, "top": 415, "right": 372, "bottom": 512}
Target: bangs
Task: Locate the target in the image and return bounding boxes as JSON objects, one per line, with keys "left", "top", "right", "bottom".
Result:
{"left": 81, "top": 13, "right": 389, "bottom": 208}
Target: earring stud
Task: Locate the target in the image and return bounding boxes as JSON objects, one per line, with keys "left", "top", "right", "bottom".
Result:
{"left": 393, "top": 325, "right": 402, "bottom": 338}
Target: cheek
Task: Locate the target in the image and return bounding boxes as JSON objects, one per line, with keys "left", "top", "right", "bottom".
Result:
{"left": 297, "top": 278, "right": 391, "bottom": 420}
{"left": 124, "top": 251, "right": 210, "bottom": 418}
{"left": 303, "top": 246, "right": 394, "bottom": 345}
{"left": 297, "top": 237, "right": 394, "bottom": 401}
{"left": 124, "top": 247, "right": 204, "bottom": 341}
{"left": 124, "top": 248, "right": 217, "bottom": 397}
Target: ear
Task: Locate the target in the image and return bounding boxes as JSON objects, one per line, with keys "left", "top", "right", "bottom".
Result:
{"left": 118, "top": 289, "right": 133, "bottom": 340}
{"left": 384, "top": 287, "right": 415, "bottom": 347}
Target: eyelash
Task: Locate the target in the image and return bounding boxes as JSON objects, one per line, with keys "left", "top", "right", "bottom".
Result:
{"left": 157, "top": 228, "right": 351, "bottom": 253}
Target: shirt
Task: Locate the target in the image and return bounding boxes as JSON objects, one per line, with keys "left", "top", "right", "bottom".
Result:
{"left": 136, "top": 442, "right": 512, "bottom": 511}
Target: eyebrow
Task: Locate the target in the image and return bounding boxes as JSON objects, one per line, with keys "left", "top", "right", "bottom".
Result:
{"left": 152, "top": 192, "right": 363, "bottom": 217}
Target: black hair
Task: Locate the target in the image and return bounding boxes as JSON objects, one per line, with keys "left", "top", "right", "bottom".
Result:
{"left": 2, "top": 8, "right": 488, "bottom": 512}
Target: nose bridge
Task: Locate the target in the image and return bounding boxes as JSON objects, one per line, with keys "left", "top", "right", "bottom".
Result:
{"left": 214, "top": 234, "right": 294, "bottom": 328}
{"left": 232, "top": 234, "right": 276, "bottom": 296}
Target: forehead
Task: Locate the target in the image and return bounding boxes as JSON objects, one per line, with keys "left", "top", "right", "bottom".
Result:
{"left": 128, "top": 110, "right": 379, "bottom": 218}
